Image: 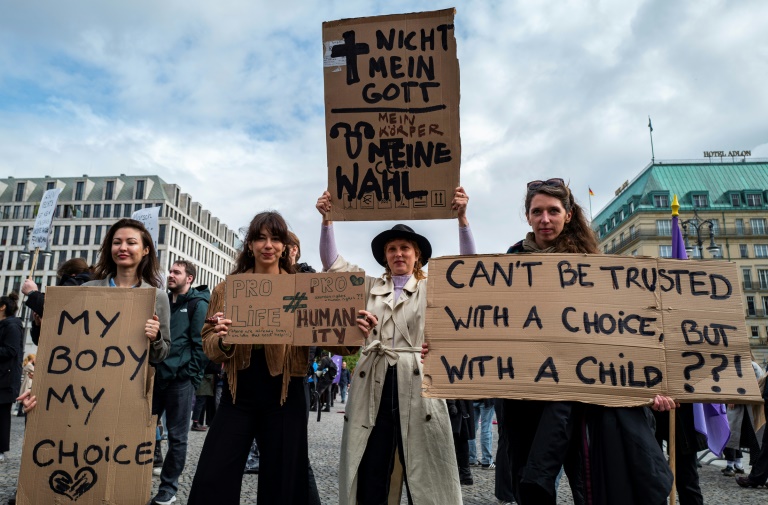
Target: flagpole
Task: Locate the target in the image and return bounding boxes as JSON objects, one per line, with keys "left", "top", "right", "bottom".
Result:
{"left": 648, "top": 115, "right": 655, "bottom": 163}
{"left": 589, "top": 192, "right": 593, "bottom": 221}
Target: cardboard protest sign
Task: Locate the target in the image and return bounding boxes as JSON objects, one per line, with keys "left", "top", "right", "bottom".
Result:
{"left": 18, "top": 287, "right": 157, "bottom": 505}
{"left": 131, "top": 206, "right": 161, "bottom": 249}
{"left": 224, "top": 272, "right": 366, "bottom": 346}
{"left": 322, "top": 9, "right": 460, "bottom": 221}
{"left": 29, "top": 188, "right": 63, "bottom": 250}
{"left": 422, "top": 254, "right": 762, "bottom": 407}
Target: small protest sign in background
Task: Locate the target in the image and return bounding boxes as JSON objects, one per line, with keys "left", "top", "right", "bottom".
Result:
{"left": 17, "top": 287, "right": 157, "bottom": 505}
{"left": 131, "top": 206, "right": 161, "bottom": 249}
{"left": 322, "top": 8, "right": 460, "bottom": 221}
{"left": 29, "top": 188, "right": 62, "bottom": 251}
{"left": 225, "top": 272, "right": 366, "bottom": 346}
{"left": 422, "top": 254, "right": 761, "bottom": 407}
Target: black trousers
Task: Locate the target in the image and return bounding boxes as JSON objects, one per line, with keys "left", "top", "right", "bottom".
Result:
{"left": 0, "top": 403, "right": 11, "bottom": 453}
{"left": 188, "top": 350, "right": 309, "bottom": 505}
{"left": 357, "top": 365, "right": 413, "bottom": 505}
{"left": 748, "top": 403, "right": 768, "bottom": 484}
{"left": 494, "top": 399, "right": 516, "bottom": 502}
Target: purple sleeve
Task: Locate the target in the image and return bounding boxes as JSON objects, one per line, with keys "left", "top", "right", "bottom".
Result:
{"left": 459, "top": 225, "right": 476, "bottom": 255}
{"left": 320, "top": 224, "right": 339, "bottom": 270}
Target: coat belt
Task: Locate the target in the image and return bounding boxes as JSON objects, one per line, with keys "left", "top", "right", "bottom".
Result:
{"left": 359, "top": 340, "right": 421, "bottom": 426}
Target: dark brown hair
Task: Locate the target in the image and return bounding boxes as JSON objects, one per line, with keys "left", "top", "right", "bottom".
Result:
{"left": 0, "top": 292, "right": 19, "bottom": 317}
{"left": 232, "top": 211, "right": 294, "bottom": 274}
{"left": 173, "top": 260, "right": 197, "bottom": 283}
{"left": 56, "top": 257, "right": 91, "bottom": 280}
{"left": 525, "top": 183, "right": 599, "bottom": 254}
{"left": 93, "top": 218, "right": 162, "bottom": 288}
{"left": 287, "top": 231, "right": 301, "bottom": 262}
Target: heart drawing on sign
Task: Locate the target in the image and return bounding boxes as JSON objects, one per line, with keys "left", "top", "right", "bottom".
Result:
{"left": 49, "top": 467, "right": 98, "bottom": 501}
{"left": 350, "top": 275, "right": 364, "bottom": 286}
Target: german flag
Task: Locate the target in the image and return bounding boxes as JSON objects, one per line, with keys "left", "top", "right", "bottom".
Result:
{"left": 589, "top": 187, "right": 595, "bottom": 197}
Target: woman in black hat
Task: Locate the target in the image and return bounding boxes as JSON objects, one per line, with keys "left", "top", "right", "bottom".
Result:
{"left": 316, "top": 188, "right": 473, "bottom": 505}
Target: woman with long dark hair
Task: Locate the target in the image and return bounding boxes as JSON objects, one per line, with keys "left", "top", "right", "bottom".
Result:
{"left": 188, "top": 211, "right": 352, "bottom": 505}
{"left": 0, "top": 292, "right": 22, "bottom": 461}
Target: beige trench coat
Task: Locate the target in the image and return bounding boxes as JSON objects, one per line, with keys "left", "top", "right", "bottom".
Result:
{"left": 329, "top": 255, "right": 462, "bottom": 505}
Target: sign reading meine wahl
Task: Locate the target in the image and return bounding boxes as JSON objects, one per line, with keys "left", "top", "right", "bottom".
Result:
{"left": 224, "top": 272, "right": 366, "bottom": 346}
{"left": 322, "top": 8, "right": 460, "bottom": 221}
{"left": 422, "top": 254, "right": 761, "bottom": 407}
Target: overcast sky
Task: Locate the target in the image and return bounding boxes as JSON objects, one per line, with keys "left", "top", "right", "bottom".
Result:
{"left": 1, "top": 0, "right": 766, "bottom": 275}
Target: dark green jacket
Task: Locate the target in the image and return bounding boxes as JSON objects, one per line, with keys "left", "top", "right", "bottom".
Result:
{"left": 155, "top": 285, "right": 210, "bottom": 390}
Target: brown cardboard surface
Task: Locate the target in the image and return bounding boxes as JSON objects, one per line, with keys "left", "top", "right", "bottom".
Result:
{"left": 225, "top": 272, "right": 365, "bottom": 346}
{"left": 17, "top": 287, "right": 157, "bottom": 505}
{"left": 422, "top": 254, "right": 762, "bottom": 406}
{"left": 322, "top": 9, "right": 460, "bottom": 221}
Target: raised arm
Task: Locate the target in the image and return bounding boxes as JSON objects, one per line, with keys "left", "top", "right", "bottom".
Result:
{"left": 317, "top": 190, "right": 340, "bottom": 270}
{"left": 453, "top": 186, "right": 476, "bottom": 255}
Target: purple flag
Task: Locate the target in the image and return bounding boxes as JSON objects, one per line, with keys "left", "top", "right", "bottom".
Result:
{"left": 672, "top": 211, "right": 730, "bottom": 456}
{"left": 332, "top": 355, "right": 343, "bottom": 384}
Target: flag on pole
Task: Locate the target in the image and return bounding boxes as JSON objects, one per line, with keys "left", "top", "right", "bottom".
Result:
{"left": 648, "top": 116, "right": 653, "bottom": 132}
{"left": 671, "top": 194, "right": 730, "bottom": 456}
{"left": 589, "top": 187, "right": 595, "bottom": 197}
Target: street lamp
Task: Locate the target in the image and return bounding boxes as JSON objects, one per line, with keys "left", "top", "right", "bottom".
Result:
{"left": 681, "top": 208, "right": 721, "bottom": 258}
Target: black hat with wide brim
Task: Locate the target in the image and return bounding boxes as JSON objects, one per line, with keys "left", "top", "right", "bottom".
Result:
{"left": 371, "top": 224, "right": 432, "bottom": 268}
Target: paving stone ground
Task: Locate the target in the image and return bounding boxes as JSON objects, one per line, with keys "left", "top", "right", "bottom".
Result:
{"left": 1, "top": 408, "right": 767, "bottom": 504}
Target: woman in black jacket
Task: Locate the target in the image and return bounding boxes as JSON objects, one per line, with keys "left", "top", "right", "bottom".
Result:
{"left": 0, "top": 292, "right": 23, "bottom": 461}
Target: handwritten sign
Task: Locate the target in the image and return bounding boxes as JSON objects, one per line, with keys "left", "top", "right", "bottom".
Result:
{"left": 224, "top": 272, "right": 366, "bottom": 346}
{"left": 17, "top": 287, "right": 157, "bottom": 505}
{"left": 322, "top": 9, "right": 460, "bottom": 221}
{"left": 131, "top": 206, "right": 161, "bottom": 249}
{"left": 422, "top": 254, "right": 762, "bottom": 407}
{"left": 29, "top": 188, "right": 63, "bottom": 250}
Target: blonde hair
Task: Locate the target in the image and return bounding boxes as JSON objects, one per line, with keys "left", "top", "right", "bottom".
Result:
{"left": 23, "top": 354, "right": 35, "bottom": 367}
{"left": 383, "top": 240, "right": 427, "bottom": 281}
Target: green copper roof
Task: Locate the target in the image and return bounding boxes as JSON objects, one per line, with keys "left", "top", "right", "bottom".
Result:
{"left": 593, "top": 160, "right": 768, "bottom": 233}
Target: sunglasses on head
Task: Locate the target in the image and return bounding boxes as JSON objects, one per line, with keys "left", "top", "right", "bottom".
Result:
{"left": 527, "top": 178, "right": 565, "bottom": 191}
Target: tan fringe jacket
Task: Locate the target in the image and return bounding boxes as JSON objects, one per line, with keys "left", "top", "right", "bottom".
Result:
{"left": 201, "top": 281, "right": 355, "bottom": 404}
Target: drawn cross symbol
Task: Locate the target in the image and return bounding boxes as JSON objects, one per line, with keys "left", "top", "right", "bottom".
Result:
{"left": 330, "top": 30, "right": 369, "bottom": 85}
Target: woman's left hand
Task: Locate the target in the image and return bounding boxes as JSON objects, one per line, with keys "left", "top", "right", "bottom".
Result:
{"left": 356, "top": 310, "right": 378, "bottom": 337}
{"left": 651, "top": 395, "right": 679, "bottom": 412}
{"left": 145, "top": 314, "right": 160, "bottom": 342}
{"left": 17, "top": 391, "right": 37, "bottom": 413}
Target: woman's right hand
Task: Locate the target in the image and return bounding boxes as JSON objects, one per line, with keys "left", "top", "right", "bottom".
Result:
{"left": 17, "top": 390, "right": 37, "bottom": 413}
{"left": 356, "top": 310, "right": 378, "bottom": 338}
{"left": 207, "top": 312, "right": 232, "bottom": 340}
{"left": 317, "top": 191, "right": 333, "bottom": 225}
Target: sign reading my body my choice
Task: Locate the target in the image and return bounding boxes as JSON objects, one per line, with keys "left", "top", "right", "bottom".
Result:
{"left": 18, "top": 287, "right": 157, "bottom": 505}
{"left": 323, "top": 8, "right": 460, "bottom": 221}
{"left": 224, "top": 272, "right": 366, "bottom": 346}
{"left": 422, "top": 254, "right": 762, "bottom": 407}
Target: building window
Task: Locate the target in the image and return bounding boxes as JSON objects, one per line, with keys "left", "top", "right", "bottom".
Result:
{"left": 735, "top": 219, "right": 744, "bottom": 235}
{"left": 755, "top": 245, "right": 768, "bottom": 258}
{"left": 15, "top": 183, "right": 25, "bottom": 202}
{"left": 83, "top": 205, "right": 91, "bottom": 218}
{"left": 114, "top": 204, "right": 121, "bottom": 217}
{"left": 2, "top": 206, "right": 9, "bottom": 219}
{"left": 159, "top": 224, "right": 167, "bottom": 245}
{"left": 619, "top": 209, "right": 625, "bottom": 221}
{"left": 83, "top": 226, "right": 91, "bottom": 245}
{"left": 629, "top": 201, "right": 635, "bottom": 213}
{"left": 135, "top": 180, "right": 145, "bottom": 200}
{"left": 619, "top": 232, "right": 625, "bottom": 244}
{"left": 631, "top": 249, "right": 638, "bottom": 256}
{"left": 611, "top": 217, "right": 616, "bottom": 228}
{"left": 124, "top": 204, "right": 132, "bottom": 218}
{"left": 22, "top": 205, "right": 31, "bottom": 219}
{"left": 747, "top": 193, "right": 764, "bottom": 207}
{"left": 75, "top": 181, "right": 85, "bottom": 200}
{"left": 93, "top": 204, "right": 101, "bottom": 218}
{"left": 763, "top": 296, "right": 768, "bottom": 314}
{"left": 53, "top": 226, "right": 61, "bottom": 246}
{"left": 656, "top": 220, "right": 671, "bottom": 236}
{"left": 731, "top": 193, "right": 741, "bottom": 207}
{"left": 653, "top": 194, "right": 668, "bottom": 208}
{"left": 740, "top": 244, "right": 749, "bottom": 258}
{"left": 63, "top": 226, "right": 70, "bottom": 245}
{"left": 94, "top": 225, "right": 102, "bottom": 245}
{"left": 751, "top": 326, "right": 760, "bottom": 338}
{"left": 747, "top": 296, "right": 756, "bottom": 316}
{"left": 11, "top": 226, "right": 20, "bottom": 246}
{"left": 46, "top": 181, "right": 55, "bottom": 191}
{"left": 750, "top": 218, "right": 766, "bottom": 235}
{"left": 104, "top": 204, "right": 111, "bottom": 218}
{"left": 659, "top": 245, "right": 672, "bottom": 258}
{"left": 105, "top": 180, "right": 115, "bottom": 200}
{"left": 692, "top": 194, "right": 708, "bottom": 208}
{"left": 12, "top": 207, "right": 20, "bottom": 219}
{"left": 759, "top": 270, "right": 768, "bottom": 290}
{"left": 744, "top": 268, "right": 753, "bottom": 289}
{"left": 0, "top": 227, "right": 6, "bottom": 245}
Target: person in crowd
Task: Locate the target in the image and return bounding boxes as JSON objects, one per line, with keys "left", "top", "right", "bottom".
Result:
{"left": 505, "top": 178, "right": 676, "bottom": 505}
{"left": 736, "top": 360, "right": 768, "bottom": 488}
{"left": 0, "top": 293, "right": 22, "bottom": 462}
{"left": 470, "top": 399, "right": 495, "bottom": 469}
{"left": 19, "top": 218, "right": 171, "bottom": 413}
{"left": 448, "top": 399, "right": 475, "bottom": 486}
{"left": 317, "top": 187, "right": 473, "bottom": 504}
{"left": 493, "top": 399, "right": 516, "bottom": 505}
{"left": 191, "top": 358, "right": 220, "bottom": 431}
{"left": 722, "top": 358, "right": 764, "bottom": 476}
{"left": 316, "top": 350, "right": 336, "bottom": 412}
{"left": 287, "top": 231, "right": 316, "bottom": 274}
{"left": 188, "top": 211, "right": 353, "bottom": 505}
{"left": 339, "top": 360, "right": 351, "bottom": 404}
{"left": 18, "top": 354, "right": 35, "bottom": 416}
{"left": 21, "top": 257, "right": 92, "bottom": 345}
{"left": 150, "top": 260, "right": 210, "bottom": 505}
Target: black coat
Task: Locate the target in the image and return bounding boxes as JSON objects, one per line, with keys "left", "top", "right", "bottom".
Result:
{"left": 0, "top": 317, "right": 23, "bottom": 404}
{"left": 447, "top": 399, "right": 475, "bottom": 438}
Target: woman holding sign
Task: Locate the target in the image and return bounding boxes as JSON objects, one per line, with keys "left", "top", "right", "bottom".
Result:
{"left": 188, "top": 211, "right": 351, "bottom": 505}
{"left": 502, "top": 178, "right": 676, "bottom": 505}
{"left": 316, "top": 187, "right": 473, "bottom": 505}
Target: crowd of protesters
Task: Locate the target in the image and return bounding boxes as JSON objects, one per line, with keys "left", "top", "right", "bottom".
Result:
{"left": 5, "top": 180, "right": 766, "bottom": 505}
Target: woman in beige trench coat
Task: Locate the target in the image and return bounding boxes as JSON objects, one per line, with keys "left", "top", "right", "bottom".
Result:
{"left": 316, "top": 188, "right": 474, "bottom": 505}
